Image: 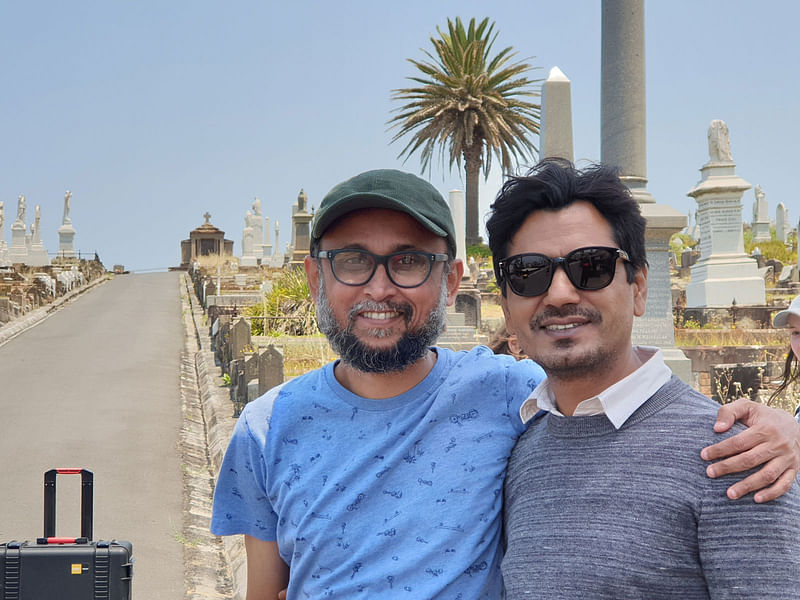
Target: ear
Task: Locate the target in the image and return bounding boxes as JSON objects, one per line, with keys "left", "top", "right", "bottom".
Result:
{"left": 507, "top": 334, "right": 523, "bottom": 358}
{"left": 632, "top": 265, "right": 648, "bottom": 317}
{"left": 305, "top": 255, "right": 320, "bottom": 303}
{"left": 445, "top": 259, "right": 464, "bottom": 306}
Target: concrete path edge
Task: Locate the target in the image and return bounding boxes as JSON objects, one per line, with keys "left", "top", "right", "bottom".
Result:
{"left": 182, "top": 274, "right": 247, "bottom": 599}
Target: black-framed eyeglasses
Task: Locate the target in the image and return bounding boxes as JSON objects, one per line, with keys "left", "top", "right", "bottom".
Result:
{"left": 315, "top": 248, "right": 449, "bottom": 288}
{"left": 497, "top": 246, "right": 631, "bottom": 297}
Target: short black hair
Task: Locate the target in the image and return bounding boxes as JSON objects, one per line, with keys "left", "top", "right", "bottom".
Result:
{"left": 486, "top": 158, "right": 647, "bottom": 294}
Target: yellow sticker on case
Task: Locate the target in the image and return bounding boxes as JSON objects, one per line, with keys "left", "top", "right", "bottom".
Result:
{"left": 71, "top": 563, "right": 83, "bottom": 575}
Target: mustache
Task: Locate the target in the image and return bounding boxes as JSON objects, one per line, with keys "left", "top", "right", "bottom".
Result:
{"left": 530, "top": 306, "right": 602, "bottom": 329}
{"left": 347, "top": 300, "right": 413, "bottom": 329}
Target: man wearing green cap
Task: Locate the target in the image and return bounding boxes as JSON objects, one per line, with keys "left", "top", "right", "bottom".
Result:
{"left": 211, "top": 169, "right": 799, "bottom": 599}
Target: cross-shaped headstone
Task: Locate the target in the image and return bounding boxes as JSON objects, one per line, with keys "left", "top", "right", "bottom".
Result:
{"left": 203, "top": 211, "right": 211, "bottom": 224}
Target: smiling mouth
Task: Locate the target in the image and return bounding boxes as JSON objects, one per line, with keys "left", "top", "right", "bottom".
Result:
{"left": 532, "top": 307, "right": 601, "bottom": 332}
{"left": 544, "top": 322, "right": 583, "bottom": 331}
{"left": 361, "top": 311, "right": 401, "bottom": 320}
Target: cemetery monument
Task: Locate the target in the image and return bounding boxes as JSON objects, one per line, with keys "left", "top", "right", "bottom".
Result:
{"left": 9, "top": 195, "right": 29, "bottom": 263}
{"left": 685, "top": 120, "right": 765, "bottom": 307}
{"left": 0, "top": 202, "right": 9, "bottom": 267}
{"left": 776, "top": 202, "right": 790, "bottom": 243}
{"left": 601, "top": 0, "right": 691, "bottom": 381}
{"left": 540, "top": 66, "right": 574, "bottom": 161}
{"left": 58, "top": 190, "right": 77, "bottom": 258}
{"left": 26, "top": 204, "right": 51, "bottom": 266}
{"left": 751, "top": 185, "right": 771, "bottom": 242}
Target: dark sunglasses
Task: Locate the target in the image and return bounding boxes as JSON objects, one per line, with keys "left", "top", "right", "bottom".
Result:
{"left": 497, "top": 246, "right": 631, "bottom": 297}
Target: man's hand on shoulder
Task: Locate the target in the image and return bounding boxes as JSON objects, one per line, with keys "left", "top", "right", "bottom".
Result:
{"left": 701, "top": 398, "right": 800, "bottom": 503}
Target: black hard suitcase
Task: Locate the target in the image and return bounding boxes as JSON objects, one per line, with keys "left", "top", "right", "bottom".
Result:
{"left": 0, "top": 469, "right": 133, "bottom": 599}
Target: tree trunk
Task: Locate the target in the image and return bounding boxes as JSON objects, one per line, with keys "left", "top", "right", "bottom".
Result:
{"left": 464, "top": 143, "right": 482, "bottom": 246}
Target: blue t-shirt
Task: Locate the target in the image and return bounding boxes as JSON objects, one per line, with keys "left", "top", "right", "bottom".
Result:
{"left": 211, "top": 345, "right": 544, "bottom": 599}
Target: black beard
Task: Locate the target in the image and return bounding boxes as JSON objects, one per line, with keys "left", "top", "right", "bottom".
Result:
{"left": 315, "top": 279, "right": 448, "bottom": 374}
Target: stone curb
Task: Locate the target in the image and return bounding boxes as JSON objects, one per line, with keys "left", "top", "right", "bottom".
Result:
{"left": 0, "top": 274, "right": 110, "bottom": 347}
{"left": 179, "top": 278, "right": 236, "bottom": 599}
{"left": 182, "top": 274, "right": 247, "bottom": 600}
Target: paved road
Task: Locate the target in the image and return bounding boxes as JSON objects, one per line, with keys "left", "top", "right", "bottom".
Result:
{"left": 0, "top": 272, "right": 185, "bottom": 599}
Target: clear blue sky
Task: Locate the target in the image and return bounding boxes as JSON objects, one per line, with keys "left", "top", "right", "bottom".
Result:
{"left": 1, "top": 1, "right": 797, "bottom": 272}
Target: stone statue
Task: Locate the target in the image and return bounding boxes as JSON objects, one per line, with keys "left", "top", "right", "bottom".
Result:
{"left": 17, "top": 195, "right": 26, "bottom": 223}
{"left": 252, "top": 197, "right": 262, "bottom": 217}
{"left": 242, "top": 212, "right": 255, "bottom": 256}
{"left": 707, "top": 119, "right": 733, "bottom": 162}
{"left": 63, "top": 190, "right": 72, "bottom": 224}
{"left": 0, "top": 201, "right": 4, "bottom": 231}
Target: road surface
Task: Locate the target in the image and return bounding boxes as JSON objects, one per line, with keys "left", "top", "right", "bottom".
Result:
{"left": 0, "top": 272, "right": 185, "bottom": 599}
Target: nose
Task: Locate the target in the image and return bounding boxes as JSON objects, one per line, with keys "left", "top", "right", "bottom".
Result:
{"left": 362, "top": 262, "right": 397, "bottom": 299}
{"left": 542, "top": 263, "right": 581, "bottom": 306}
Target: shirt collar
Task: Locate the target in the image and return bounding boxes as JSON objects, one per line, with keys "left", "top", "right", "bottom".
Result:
{"left": 519, "top": 346, "right": 673, "bottom": 428}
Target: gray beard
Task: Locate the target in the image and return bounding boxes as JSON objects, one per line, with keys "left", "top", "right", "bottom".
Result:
{"left": 315, "top": 276, "right": 449, "bottom": 374}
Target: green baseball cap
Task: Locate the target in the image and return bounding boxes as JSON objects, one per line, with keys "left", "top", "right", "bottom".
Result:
{"left": 311, "top": 169, "right": 457, "bottom": 256}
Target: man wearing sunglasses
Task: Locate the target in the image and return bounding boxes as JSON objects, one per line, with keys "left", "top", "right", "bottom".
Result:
{"left": 489, "top": 159, "right": 800, "bottom": 598}
{"left": 212, "top": 168, "right": 799, "bottom": 600}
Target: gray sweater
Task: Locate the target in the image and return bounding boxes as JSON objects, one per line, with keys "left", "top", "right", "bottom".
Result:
{"left": 502, "top": 377, "right": 800, "bottom": 599}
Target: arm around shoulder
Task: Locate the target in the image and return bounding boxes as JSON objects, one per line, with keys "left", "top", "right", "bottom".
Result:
{"left": 244, "top": 535, "right": 289, "bottom": 600}
{"left": 703, "top": 398, "right": 800, "bottom": 502}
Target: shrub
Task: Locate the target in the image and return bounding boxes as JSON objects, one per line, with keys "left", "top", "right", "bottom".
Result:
{"left": 467, "top": 243, "right": 492, "bottom": 259}
{"left": 246, "top": 269, "right": 318, "bottom": 336}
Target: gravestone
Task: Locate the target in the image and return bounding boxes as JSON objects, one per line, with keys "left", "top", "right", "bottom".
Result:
{"left": 26, "top": 205, "right": 50, "bottom": 267}
{"left": 9, "top": 195, "right": 29, "bottom": 263}
{"left": 0, "top": 202, "right": 9, "bottom": 267}
{"left": 269, "top": 220, "right": 284, "bottom": 268}
{"left": 685, "top": 120, "right": 765, "bottom": 307}
{"left": 258, "top": 345, "right": 284, "bottom": 396}
{"left": 751, "top": 185, "right": 770, "bottom": 242}
{"left": 244, "top": 353, "right": 260, "bottom": 401}
{"left": 58, "top": 190, "right": 76, "bottom": 258}
{"left": 214, "top": 314, "right": 232, "bottom": 359}
{"left": 290, "top": 190, "right": 312, "bottom": 268}
{"left": 455, "top": 293, "right": 480, "bottom": 328}
{"left": 710, "top": 362, "right": 764, "bottom": 403}
{"left": 230, "top": 317, "right": 251, "bottom": 359}
{"left": 776, "top": 202, "right": 790, "bottom": 242}
{"left": 449, "top": 189, "right": 482, "bottom": 328}
{"left": 261, "top": 215, "right": 273, "bottom": 259}
{"left": 240, "top": 210, "right": 258, "bottom": 267}
{"left": 228, "top": 358, "right": 247, "bottom": 415}
{"left": 250, "top": 198, "right": 265, "bottom": 258}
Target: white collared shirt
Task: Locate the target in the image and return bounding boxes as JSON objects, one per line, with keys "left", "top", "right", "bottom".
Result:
{"left": 519, "top": 346, "right": 673, "bottom": 428}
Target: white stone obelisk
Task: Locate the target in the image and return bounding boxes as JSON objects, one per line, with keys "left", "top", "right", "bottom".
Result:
{"left": 540, "top": 66, "right": 574, "bottom": 161}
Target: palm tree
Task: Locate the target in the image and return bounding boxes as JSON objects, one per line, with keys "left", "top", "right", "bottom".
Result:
{"left": 390, "top": 17, "right": 542, "bottom": 246}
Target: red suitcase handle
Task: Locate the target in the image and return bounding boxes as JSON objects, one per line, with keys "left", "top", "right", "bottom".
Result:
{"left": 43, "top": 468, "right": 93, "bottom": 541}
